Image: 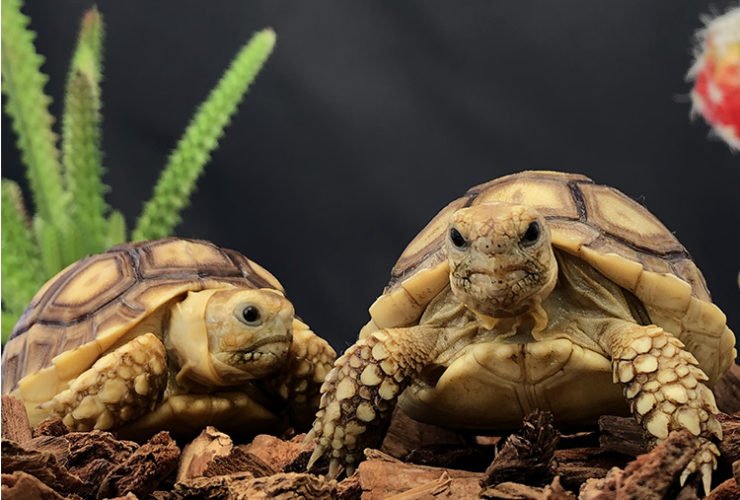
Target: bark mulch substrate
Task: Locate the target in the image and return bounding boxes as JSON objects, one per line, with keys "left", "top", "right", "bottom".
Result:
{"left": 2, "top": 365, "right": 739, "bottom": 500}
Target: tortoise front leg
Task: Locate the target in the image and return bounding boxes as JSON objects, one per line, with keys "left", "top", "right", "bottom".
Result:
{"left": 265, "top": 319, "right": 336, "bottom": 430}
{"left": 601, "top": 321, "right": 722, "bottom": 494}
{"left": 306, "top": 326, "right": 441, "bottom": 478}
{"left": 44, "top": 333, "right": 168, "bottom": 432}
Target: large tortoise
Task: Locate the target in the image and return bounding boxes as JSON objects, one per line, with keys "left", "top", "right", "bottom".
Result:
{"left": 308, "top": 171, "right": 736, "bottom": 491}
{"left": 2, "top": 238, "right": 335, "bottom": 438}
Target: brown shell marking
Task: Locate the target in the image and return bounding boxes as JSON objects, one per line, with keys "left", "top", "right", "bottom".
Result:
{"left": 389, "top": 170, "right": 691, "bottom": 291}
{"left": 371, "top": 171, "right": 734, "bottom": 379}
{"left": 2, "top": 238, "right": 283, "bottom": 395}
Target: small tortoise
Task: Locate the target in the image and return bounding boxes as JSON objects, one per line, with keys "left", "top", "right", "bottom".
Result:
{"left": 2, "top": 238, "right": 335, "bottom": 438}
{"left": 308, "top": 171, "right": 736, "bottom": 491}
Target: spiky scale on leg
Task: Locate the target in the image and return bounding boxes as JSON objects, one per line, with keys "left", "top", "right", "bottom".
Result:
{"left": 605, "top": 323, "right": 722, "bottom": 494}
{"left": 45, "top": 333, "right": 168, "bottom": 431}
{"left": 306, "top": 326, "right": 440, "bottom": 478}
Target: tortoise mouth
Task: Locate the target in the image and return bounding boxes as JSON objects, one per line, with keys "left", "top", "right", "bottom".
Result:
{"left": 237, "top": 333, "right": 292, "bottom": 354}
{"left": 219, "top": 333, "right": 292, "bottom": 366}
{"left": 452, "top": 270, "right": 543, "bottom": 315}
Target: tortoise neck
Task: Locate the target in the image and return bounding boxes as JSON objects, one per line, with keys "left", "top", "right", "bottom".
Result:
{"left": 167, "top": 289, "right": 225, "bottom": 387}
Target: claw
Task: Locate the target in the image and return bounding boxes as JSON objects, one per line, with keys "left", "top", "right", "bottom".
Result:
{"left": 700, "top": 463, "right": 713, "bottom": 496}
{"left": 679, "top": 460, "right": 696, "bottom": 487}
{"left": 304, "top": 427, "right": 316, "bottom": 444}
{"left": 307, "top": 445, "right": 323, "bottom": 471}
{"left": 328, "top": 458, "right": 341, "bottom": 479}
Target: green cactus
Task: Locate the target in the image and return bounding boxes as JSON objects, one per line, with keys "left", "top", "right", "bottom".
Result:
{"left": 1, "top": 1, "right": 275, "bottom": 342}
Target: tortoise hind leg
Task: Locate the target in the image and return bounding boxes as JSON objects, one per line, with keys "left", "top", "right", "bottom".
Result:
{"left": 44, "top": 333, "right": 167, "bottom": 432}
{"left": 601, "top": 321, "right": 722, "bottom": 495}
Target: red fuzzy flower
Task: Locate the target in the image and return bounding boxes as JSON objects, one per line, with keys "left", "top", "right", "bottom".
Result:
{"left": 689, "top": 7, "right": 740, "bottom": 150}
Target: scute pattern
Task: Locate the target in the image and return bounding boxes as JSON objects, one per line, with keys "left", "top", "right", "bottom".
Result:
{"left": 389, "top": 171, "right": 692, "bottom": 293}
{"left": 2, "top": 238, "right": 284, "bottom": 395}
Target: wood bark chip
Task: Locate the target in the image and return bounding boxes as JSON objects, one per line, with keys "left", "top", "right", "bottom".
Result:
{"left": 597, "top": 415, "right": 648, "bottom": 457}
{"left": 243, "top": 433, "right": 314, "bottom": 473}
{"left": 714, "top": 363, "right": 740, "bottom": 414}
{"left": 33, "top": 417, "right": 70, "bottom": 438}
{"left": 23, "top": 435, "right": 71, "bottom": 464}
{"left": 204, "top": 446, "right": 275, "bottom": 478}
{"left": 1, "top": 439, "right": 90, "bottom": 496}
{"left": 171, "top": 473, "right": 248, "bottom": 499}
{"left": 716, "top": 412, "right": 740, "bottom": 466}
{"left": 552, "top": 448, "right": 628, "bottom": 492}
{"left": 230, "top": 472, "right": 336, "bottom": 499}
{"left": 705, "top": 478, "right": 740, "bottom": 500}
{"left": 97, "top": 431, "right": 180, "bottom": 499}
{"left": 1, "top": 470, "right": 73, "bottom": 500}
{"left": 578, "top": 430, "right": 701, "bottom": 500}
{"left": 63, "top": 430, "right": 139, "bottom": 488}
{"left": 356, "top": 449, "right": 482, "bottom": 499}
{"left": 481, "top": 410, "right": 560, "bottom": 488}
{"left": 1, "top": 396, "right": 32, "bottom": 444}
{"left": 480, "top": 476, "right": 575, "bottom": 500}
{"left": 177, "top": 426, "right": 236, "bottom": 481}
{"left": 380, "top": 408, "right": 470, "bottom": 460}
{"left": 171, "top": 471, "right": 334, "bottom": 500}
{"left": 337, "top": 473, "right": 362, "bottom": 499}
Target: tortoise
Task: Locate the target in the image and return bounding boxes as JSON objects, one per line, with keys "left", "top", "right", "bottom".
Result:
{"left": 1, "top": 238, "right": 336, "bottom": 439}
{"left": 307, "top": 170, "right": 736, "bottom": 491}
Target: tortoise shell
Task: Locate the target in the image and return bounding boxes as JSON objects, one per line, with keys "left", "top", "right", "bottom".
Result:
{"left": 2, "top": 238, "right": 284, "bottom": 397}
{"left": 364, "top": 171, "right": 735, "bottom": 381}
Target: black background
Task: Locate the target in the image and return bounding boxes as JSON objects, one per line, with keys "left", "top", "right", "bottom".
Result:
{"left": 3, "top": 1, "right": 739, "bottom": 352}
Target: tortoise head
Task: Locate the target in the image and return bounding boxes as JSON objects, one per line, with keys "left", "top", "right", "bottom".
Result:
{"left": 446, "top": 202, "right": 558, "bottom": 317}
{"left": 169, "top": 288, "right": 294, "bottom": 386}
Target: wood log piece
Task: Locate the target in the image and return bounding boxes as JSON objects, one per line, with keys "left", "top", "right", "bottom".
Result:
{"left": 1, "top": 439, "right": 89, "bottom": 496}
{"left": 480, "top": 476, "right": 575, "bottom": 500}
{"left": 33, "top": 418, "right": 69, "bottom": 438}
{"left": 578, "top": 431, "right": 701, "bottom": 500}
{"left": 355, "top": 451, "right": 482, "bottom": 499}
{"left": 1, "top": 396, "right": 32, "bottom": 444}
{"left": 481, "top": 410, "right": 560, "bottom": 488}
{"left": 714, "top": 363, "right": 740, "bottom": 413}
{"left": 706, "top": 478, "right": 740, "bottom": 500}
{"left": 597, "top": 415, "right": 647, "bottom": 457}
{"left": 1, "top": 471, "right": 71, "bottom": 500}
{"left": 733, "top": 460, "right": 740, "bottom": 484}
{"left": 97, "top": 431, "right": 180, "bottom": 499}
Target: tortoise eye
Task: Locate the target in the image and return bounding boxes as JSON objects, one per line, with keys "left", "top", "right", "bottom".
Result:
{"left": 449, "top": 228, "right": 467, "bottom": 248}
{"left": 241, "top": 305, "right": 262, "bottom": 326}
{"left": 520, "top": 221, "right": 541, "bottom": 246}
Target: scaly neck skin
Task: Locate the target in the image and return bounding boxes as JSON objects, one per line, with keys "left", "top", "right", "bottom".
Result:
{"left": 166, "top": 289, "right": 226, "bottom": 388}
